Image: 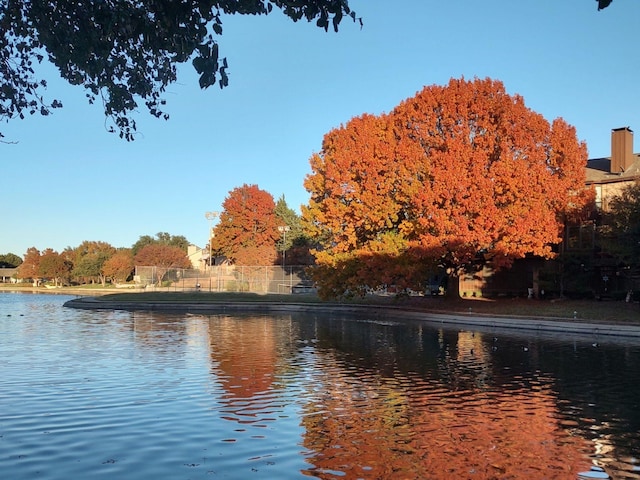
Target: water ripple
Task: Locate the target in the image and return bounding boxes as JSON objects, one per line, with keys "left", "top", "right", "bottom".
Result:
{"left": 2, "top": 294, "right": 640, "bottom": 479}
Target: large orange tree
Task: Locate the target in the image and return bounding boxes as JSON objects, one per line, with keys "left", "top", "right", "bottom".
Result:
{"left": 211, "top": 184, "right": 279, "bottom": 266}
{"left": 304, "top": 77, "right": 592, "bottom": 298}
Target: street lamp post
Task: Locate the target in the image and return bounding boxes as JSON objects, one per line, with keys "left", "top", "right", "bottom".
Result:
{"left": 278, "top": 225, "right": 290, "bottom": 269}
{"left": 205, "top": 211, "right": 219, "bottom": 291}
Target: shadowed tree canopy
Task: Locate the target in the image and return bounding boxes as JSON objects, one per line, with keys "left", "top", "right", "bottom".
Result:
{"left": 600, "top": 181, "right": 640, "bottom": 271}
{"left": 0, "top": 0, "right": 360, "bottom": 141}
{"left": 304, "top": 77, "right": 593, "bottom": 299}
{"left": 0, "top": 252, "right": 22, "bottom": 268}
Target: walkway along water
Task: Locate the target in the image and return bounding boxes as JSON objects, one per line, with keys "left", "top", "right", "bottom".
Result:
{"left": 64, "top": 297, "right": 640, "bottom": 339}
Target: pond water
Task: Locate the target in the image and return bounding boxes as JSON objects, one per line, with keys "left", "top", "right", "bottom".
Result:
{"left": 1, "top": 293, "right": 639, "bottom": 479}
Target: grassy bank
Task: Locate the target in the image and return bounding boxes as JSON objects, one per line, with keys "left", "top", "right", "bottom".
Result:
{"left": 84, "top": 291, "right": 640, "bottom": 324}
{"left": 3, "top": 284, "right": 636, "bottom": 323}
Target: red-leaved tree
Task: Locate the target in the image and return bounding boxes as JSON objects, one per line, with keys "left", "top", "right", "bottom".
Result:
{"left": 211, "top": 184, "right": 279, "bottom": 266}
{"left": 17, "top": 247, "right": 41, "bottom": 284}
{"left": 134, "top": 244, "right": 191, "bottom": 285}
{"left": 102, "top": 249, "right": 135, "bottom": 283}
{"left": 304, "top": 77, "right": 593, "bottom": 298}
{"left": 39, "top": 248, "right": 73, "bottom": 286}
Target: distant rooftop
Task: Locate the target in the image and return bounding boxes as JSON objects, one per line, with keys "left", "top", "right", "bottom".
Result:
{"left": 586, "top": 154, "right": 640, "bottom": 183}
{"left": 586, "top": 127, "right": 640, "bottom": 184}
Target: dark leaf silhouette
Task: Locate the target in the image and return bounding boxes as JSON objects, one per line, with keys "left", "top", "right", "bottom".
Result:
{"left": 0, "top": 0, "right": 360, "bottom": 141}
{"left": 598, "top": 0, "right": 613, "bottom": 11}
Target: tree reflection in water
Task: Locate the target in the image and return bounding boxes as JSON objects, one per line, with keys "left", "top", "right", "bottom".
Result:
{"left": 206, "top": 314, "right": 640, "bottom": 479}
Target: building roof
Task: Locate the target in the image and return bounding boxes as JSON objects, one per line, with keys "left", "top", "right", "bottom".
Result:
{"left": 0, "top": 267, "right": 18, "bottom": 277}
{"left": 586, "top": 153, "right": 640, "bottom": 184}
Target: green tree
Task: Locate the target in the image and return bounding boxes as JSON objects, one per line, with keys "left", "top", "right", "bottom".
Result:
{"left": 275, "top": 195, "right": 300, "bottom": 250}
{"left": 1, "top": 0, "right": 360, "bottom": 141}
{"left": 132, "top": 232, "right": 190, "bottom": 256}
{"left": 0, "top": 252, "right": 22, "bottom": 268}
{"left": 275, "top": 195, "right": 315, "bottom": 266}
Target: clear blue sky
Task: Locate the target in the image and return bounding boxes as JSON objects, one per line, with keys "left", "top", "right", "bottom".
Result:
{"left": 2, "top": 0, "right": 639, "bottom": 257}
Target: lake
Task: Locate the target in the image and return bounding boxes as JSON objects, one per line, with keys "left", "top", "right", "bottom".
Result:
{"left": 1, "top": 292, "right": 639, "bottom": 479}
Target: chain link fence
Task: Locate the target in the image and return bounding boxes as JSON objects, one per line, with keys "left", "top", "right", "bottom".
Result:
{"left": 134, "top": 265, "right": 315, "bottom": 294}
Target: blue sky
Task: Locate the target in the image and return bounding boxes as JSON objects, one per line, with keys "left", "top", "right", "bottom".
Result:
{"left": 2, "top": 0, "right": 639, "bottom": 257}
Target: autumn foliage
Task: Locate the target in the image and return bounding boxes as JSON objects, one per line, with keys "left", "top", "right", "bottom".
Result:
{"left": 304, "top": 77, "right": 593, "bottom": 298}
{"left": 211, "top": 184, "right": 280, "bottom": 266}
{"left": 102, "top": 250, "right": 135, "bottom": 283}
{"left": 134, "top": 244, "right": 191, "bottom": 285}
{"left": 69, "top": 240, "right": 117, "bottom": 285}
{"left": 17, "top": 247, "right": 41, "bottom": 282}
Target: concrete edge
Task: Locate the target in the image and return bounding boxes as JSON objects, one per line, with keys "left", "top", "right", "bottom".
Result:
{"left": 63, "top": 297, "right": 640, "bottom": 339}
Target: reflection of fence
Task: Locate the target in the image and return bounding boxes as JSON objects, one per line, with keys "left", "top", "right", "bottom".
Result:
{"left": 134, "top": 265, "right": 315, "bottom": 294}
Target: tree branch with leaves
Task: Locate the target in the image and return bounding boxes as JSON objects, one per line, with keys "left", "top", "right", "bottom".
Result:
{"left": 0, "top": 0, "right": 360, "bottom": 141}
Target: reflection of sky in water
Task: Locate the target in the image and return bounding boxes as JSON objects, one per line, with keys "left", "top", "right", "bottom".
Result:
{"left": 1, "top": 293, "right": 639, "bottom": 479}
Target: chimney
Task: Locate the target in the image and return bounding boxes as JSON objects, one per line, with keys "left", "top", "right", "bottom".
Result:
{"left": 611, "top": 127, "right": 634, "bottom": 174}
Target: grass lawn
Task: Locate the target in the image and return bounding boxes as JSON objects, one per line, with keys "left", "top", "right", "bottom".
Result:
{"left": 89, "top": 291, "right": 640, "bottom": 324}
{"left": 3, "top": 284, "right": 636, "bottom": 324}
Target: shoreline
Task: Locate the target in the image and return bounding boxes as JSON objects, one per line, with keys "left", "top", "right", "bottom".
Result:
{"left": 63, "top": 295, "right": 640, "bottom": 339}
{"left": 4, "top": 286, "right": 638, "bottom": 339}
{"left": 0, "top": 285, "right": 129, "bottom": 296}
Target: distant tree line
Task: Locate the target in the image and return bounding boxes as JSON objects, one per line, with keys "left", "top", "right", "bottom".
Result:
{"left": 3, "top": 178, "right": 638, "bottom": 294}
{"left": 10, "top": 233, "right": 192, "bottom": 287}
{"left": 3, "top": 193, "right": 314, "bottom": 286}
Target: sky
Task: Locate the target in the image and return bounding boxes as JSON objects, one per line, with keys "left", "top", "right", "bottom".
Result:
{"left": 2, "top": 0, "right": 639, "bottom": 257}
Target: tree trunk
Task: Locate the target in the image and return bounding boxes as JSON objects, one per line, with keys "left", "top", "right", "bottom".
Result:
{"left": 446, "top": 272, "right": 461, "bottom": 299}
{"left": 532, "top": 264, "right": 540, "bottom": 298}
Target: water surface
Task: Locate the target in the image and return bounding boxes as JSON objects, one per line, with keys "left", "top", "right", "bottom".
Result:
{"left": 1, "top": 293, "right": 639, "bottom": 479}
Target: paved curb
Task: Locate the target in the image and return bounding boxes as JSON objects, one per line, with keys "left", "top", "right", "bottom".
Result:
{"left": 64, "top": 297, "right": 640, "bottom": 339}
